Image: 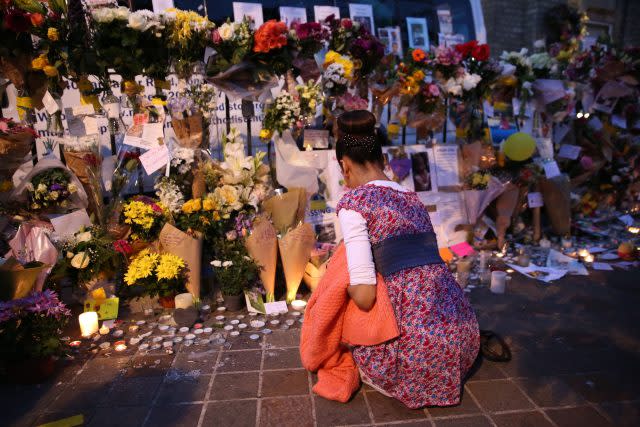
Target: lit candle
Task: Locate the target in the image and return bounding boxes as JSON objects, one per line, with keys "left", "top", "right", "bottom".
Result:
{"left": 291, "top": 300, "right": 307, "bottom": 311}
{"left": 628, "top": 226, "right": 640, "bottom": 234}
{"left": 584, "top": 254, "right": 595, "bottom": 263}
{"left": 114, "top": 340, "right": 127, "bottom": 352}
{"left": 305, "top": 144, "right": 312, "bottom": 151}
{"left": 69, "top": 340, "right": 81, "bottom": 348}
{"left": 578, "top": 248, "right": 590, "bottom": 258}
{"left": 99, "top": 324, "right": 109, "bottom": 335}
{"left": 79, "top": 312, "right": 99, "bottom": 337}
{"left": 174, "top": 293, "right": 194, "bottom": 310}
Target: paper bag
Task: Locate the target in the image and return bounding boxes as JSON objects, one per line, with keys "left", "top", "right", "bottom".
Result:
{"left": 262, "top": 188, "right": 307, "bottom": 234}
{"left": 278, "top": 223, "right": 316, "bottom": 302}
{"left": 245, "top": 216, "right": 278, "bottom": 302}
{"left": 302, "top": 260, "right": 328, "bottom": 293}
{"left": 463, "top": 177, "right": 506, "bottom": 224}
{"left": 539, "top": 175, "right": 571, "bottom": 236}
{"left": 171, "top": 113, "right": 203, "bottom": 148}
{"left": 159, "top": 223, "right": 203, "bottom": 298}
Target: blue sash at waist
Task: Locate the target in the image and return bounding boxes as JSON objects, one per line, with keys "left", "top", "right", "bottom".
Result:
{"left": 371, "top": 231, "right": 443, "bottom": 277}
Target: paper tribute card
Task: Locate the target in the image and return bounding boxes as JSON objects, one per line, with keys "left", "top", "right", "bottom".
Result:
{"left": 233, "top": 2, "right": 264, "bottom": 27}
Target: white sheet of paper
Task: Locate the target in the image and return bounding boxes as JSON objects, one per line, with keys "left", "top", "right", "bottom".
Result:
{"left": 557, "top": 144, "right": 581, "bottom": 160}
{"left": 50, "top": 209, "right": 92, "bottom": 239}
{"left": 101, "top": 155, "right": 116, "bottom": 192}
{"left": 507, "top": 263, "right": 567, "bottom": 283}
{"left": 42, "top": 91, "right": 61, "bottom": 114}
{"left": 141, "top": 122, "right": 164, "bottom": 147}
{"left": 543, "top": 161, "right": 561, "bottom": 179}
{"left": 348, "top": 3, "right": 375, "bottom": 34}
{"left": 528, "top": 192, "right": 544, "bottom": 208}
{"left": 264, "top": 301, "right": 288, "bottom": 315}
{"left": 433, "top": 192, "right": 467, "bottom": 247}
{"left": 279, "top": 6, "right": 307, "bottom": 26}
{"left": 536, "top": 137, "right": 554, "bottom": 159}
{"left": 433, "top": 145, "right": 460, "bottom": 187}
{"left": 314, "top": 5, "right": 340, "bottom": 21}
{"left": 592, "top": 262, "right": 613, "bottom": 271}
{"left": 611, "top": 115, "right": 627, "bottom": 129}
{"left": 546, "top": 249, "right": 588, "bottom": 276}
{"left": 151, "top": 0, "right": 173, "bottom": 13}
{"left": 233, "top": 2, "right": 264, "bottom": 26}
{"left": 588, "top": 246, "right": 607, "bottom": 254}
{"left": 204, "top": 46, "right": 216, "bottom": 64}
{"left": 304, "top": 129, "right": 329, "bottom": 149}
{"left": 553, "top": 123, "right": 571, "bottom": 145}
{"left": 83, "top": 117, "right": 99, "bottom": 135}
{"left": 72, "top": 104, "right": 95, "bottom": 116}
{"left": 139, "top": 144, "right": 169, "bottom": 175}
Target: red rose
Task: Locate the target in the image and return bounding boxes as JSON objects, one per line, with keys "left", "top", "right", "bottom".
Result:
{"left": 455, "top": 40, "right": 478, "bottom": 58}
{"left": 341, "top": 18, "right": 353, "bottom": 29}
{"left": 29, "top": 12, "right": 44, "bottom": 27}
{"left": 472, "top": 43, "right": 490, "bottom": 61}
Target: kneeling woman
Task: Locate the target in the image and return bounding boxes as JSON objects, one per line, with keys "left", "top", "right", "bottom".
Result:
{"left": 336, "top": 110, "right": 479, "bottom": 408}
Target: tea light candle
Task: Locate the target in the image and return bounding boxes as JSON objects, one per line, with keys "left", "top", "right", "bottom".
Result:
{"left": 584, "top": 254, "right": 595, "bottom": 263}
{"left": 114, "top": 340, "right": 127, "bottom": 352}
{"left": 99, "top": 324, "right": 109, "bottom": 335}
{"left": 69, "top": 340, "right": 81, "bottom": 348}
{"left": 561, "top": 236, "right": 573, "bottom": 248}
{"left": 291, "top": 300, "right": 307, "bottom": 311}
{"left": 490, "top": 271, "right": 507, "bottom": 294}
{"left": 628, "top": 226, "right": 640, "bottom": 234}
{"left": 79, "top": 312, "right": 99, "bottom": 337}
{"left": 539, "top": 237, "right": 551, "bottom": 248}
{"left": 578, "top": 248, "right": 590, "bottom": 258}
{"left": 174, "top": 293, "right": 193, "bottom": 309}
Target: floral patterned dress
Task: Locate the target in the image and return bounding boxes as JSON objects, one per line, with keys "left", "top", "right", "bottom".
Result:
{"left": 337, "top": 184, "right": 479, "bottom": 409}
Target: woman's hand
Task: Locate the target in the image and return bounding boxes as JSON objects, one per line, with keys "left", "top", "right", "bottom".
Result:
{"left": 347, "top": 284, "right": 377, "bottom": 311}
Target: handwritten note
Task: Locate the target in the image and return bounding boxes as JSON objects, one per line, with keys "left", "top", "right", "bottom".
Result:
{"left": 433, "top": 145, "right": 460, "bottom": 187}
{"left": 543, "top": 161, "right": 561, "bottom": 179}
{"left": 527, "top": 192, "right": 544, "bottom": 208}
{"left": 142, "top": 122, "right": 164, "bottom": 147}
{"left": 264, "top": 301, "right": 288, "bottom": 315}
{"left": 557, "top": 144, "right": 581, "bottom": 160}
{"left": 140, "top": 144, "right": 169, "bottom": 175}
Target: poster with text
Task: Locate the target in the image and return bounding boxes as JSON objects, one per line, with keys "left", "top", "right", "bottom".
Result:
{"left": 314, "top": 5, "right": 340, "bottom": 22}
{"left": 349, "top": 3, "right": 375, "bottom": 34}
{"left": 233, "top": 2, "right": 264, "bottom": 27}
{"left": 279, "top": 6, "right": 307, "bottom": 27}
{"left": 379, "top": 26, "right": 403, "bottom": 58}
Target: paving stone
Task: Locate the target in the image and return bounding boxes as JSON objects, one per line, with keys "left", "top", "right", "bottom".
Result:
{"left": 545, "top": 406, "right": 613, "bottom": 427}
{"left": 173, "top": 349, "right": 219, "bottom": 374}
{"left": 47, "top": 382, "right": 113, "bottom": 411}
{"left": 428, "top": 387, "right": 481, "bottom": 417}
{"left": 217, "top": 350, "right": 262, "bottom": 372}
{"left": 315, "top": 391, "right": 371, "bottom": 426}
{"left": 88, "top": 406, "right": 149, "bottom": 427}
{"left": 513, "top": 377, "right": 585, "bottom": 407}
{"left": 259, "top": 396, "right": 314, "bottom": 427}
{"left": 263, "top": 348, "right": 303, "bottom": 370}
{"left": 597, "top": 401, "right": 640, "bottom": 427}
{"left": 226, "top": 334, "right": 263, "bottom": 350}
{"left": 75, "top": 356, "right": 130, "bottom": 384}
{"left": 209, "top": 372, "right": 259, "bottom": 400}
{"left": 145, "top": 403, "right": 203, "bottom": 427}
{"left": 466, "top": 358, "right": 508, "bottom": 381}
{"left": 492, "top": 411, "right": 555, "bottom": 427}
{"left": 260, "top": 370, "right": 309, "bottom": 397}
{"left": 125, "top": 354, "right": 175, "bottom": 378}
{"left": 104, "top": 377, "right": 162, "bottom": 406}
{"left": 203, "top": 400, "right": 257, "bottom": 427}
{"left": 466, "top": 380, "right": 534, "bottom": 412}
{"left": 155, "top": 374, "right": 211, "bottom": 404}
{"left": 264, "top": 329, "right": 301, "bottom": 348}
{"left": 0, "top": 383, "right": 64, "bottom": 425}
{"left": 377, "top": 422, "right": 430, "bottom": 427}
{"left": 433, "top": 415, "right": 493, "bottom": 427}
{"left": 563, "top": 372, "right": 640, "bottom": 403}
{"left": 365, "top": 391, "right": 428, "bottom": 423}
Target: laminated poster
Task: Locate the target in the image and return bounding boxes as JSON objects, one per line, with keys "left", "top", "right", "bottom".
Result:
{"left": 233, "top": 2, "right": 264, "bottom": 27}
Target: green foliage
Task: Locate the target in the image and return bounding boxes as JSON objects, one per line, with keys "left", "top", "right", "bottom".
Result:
{"left": 211, "top": 239, "right": 260, "bottom": 296}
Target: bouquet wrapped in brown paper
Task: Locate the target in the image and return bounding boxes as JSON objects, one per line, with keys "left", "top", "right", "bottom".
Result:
{"left": 159, "top": 223, "right": 203, "bottom": 298}
{"left": 278, "top": 223, "right": 316, "bottom": 302}
{"left": 262, "top": 188, "right": 307, "bottom": 235}
{"left": 303, "top": 259, "right": 329, "bottom": 293}
{"left": 245, "top": 215, "right": 278, "bottom": 302}
{"left": 172, "top": 113, "right": 204, "bottom": 149}
{"left": 539, "top": 175, "right": 571, "bottom": 236}
{"left": 62, "top": 137, "right": 104, "bottom": 221}
{"left": 0, "top": 119, "right": 36, "bottom": 184}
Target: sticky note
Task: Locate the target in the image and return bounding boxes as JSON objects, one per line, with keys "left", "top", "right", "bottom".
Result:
{"left": 450, "top": 242, "right": 476, "bottom": 258}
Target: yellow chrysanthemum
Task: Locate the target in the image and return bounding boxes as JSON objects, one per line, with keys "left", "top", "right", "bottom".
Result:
{"left": 43, "top": 65, "right": 58, "bottom": 77}
{"left": 124, "top": 250, "right": 159, "bottom": 285}
{"left": 156, "top": 253, "right": 185, "bottom": 281}
{"left": 412, "top": 70, "right": 425, "bottom": 81}
{"left": 324, "top": 50, "right": 354, "bottom": 80}
{"left": 259, "top": 128, "right": 273, "bottom": 141}
{"left": 123, "top": 201, "right": 157, "bottom": 230}
{"left": 47, "top": 27, "right": 59, "bottom": 41}
{"left": 31, "top": 55, "right": 48, "bottom": 70}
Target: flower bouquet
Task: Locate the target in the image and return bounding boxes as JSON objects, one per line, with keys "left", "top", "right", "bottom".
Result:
{"left": 0, "top": 290, "right": 70, "bottom": 382}
{"left": 322, "top": 50, "right": 354, "bottom": 98}
{"left": 462, "top": 172, "right": 505, "bottom": 225}
{"left": 0, "top": 257, "right": 50, "bottom": 301}
{"left": 24, "top": 167, "right": 79, "bottom": 211}
{"left": 56, "top": 227, "right": 118, "bottom": 292}
{"left": 168, "top": 95, "right": 204, "bottom": 149}
{"left": 290, "top": 21, "right": 328, "bottom": 81}
{"left": 0, "top": 118, "right": 37, "bottom": 191}
{"left": 124, "top": 249, "right": 187, "bottom": 307}
{"left": 244, "top": 215, "right": 278, "bottom": 302}
{"left": 163, "top": 8, "right": 213, "bottom": 81}
{"left": 62, "top": 135, "right": 105, "bottom": 221}
{"left": 121, "top": 196, "right": 167, "bottom": 246}
{"left": 210, "top": 239, "right": 260, "bottom": 310}
{"left": 260, "top": 91, "right": 302, "bottom": 141}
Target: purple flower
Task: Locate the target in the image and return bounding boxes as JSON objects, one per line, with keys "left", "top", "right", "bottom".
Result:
{"left": 50, "top": 183, "right": 63, "bottom": 191}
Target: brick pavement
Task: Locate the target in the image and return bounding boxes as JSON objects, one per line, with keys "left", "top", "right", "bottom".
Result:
{"left": 2, "top": 267, "right": 639, "bottom": 427}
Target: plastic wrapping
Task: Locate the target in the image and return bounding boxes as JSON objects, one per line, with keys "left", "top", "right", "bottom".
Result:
{"left": 5, "top": 223, "right": 58, "bottom": 292}
{"left": 207, "top": 61, "right": 279, "bottom": 102}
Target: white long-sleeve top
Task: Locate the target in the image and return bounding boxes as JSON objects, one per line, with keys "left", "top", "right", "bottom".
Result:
{"left": 338, "top": 180, "right": 409, "bottom": 286}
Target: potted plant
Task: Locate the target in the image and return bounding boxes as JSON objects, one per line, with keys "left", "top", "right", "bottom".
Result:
{"left": 211, "top": 240, "right": 260, "bottom": 311}
{"left": 0, "top": 290, "right": 71, "bottom": 383}
{"left": 124, "top": 250, "right": 188, "bottom": 308}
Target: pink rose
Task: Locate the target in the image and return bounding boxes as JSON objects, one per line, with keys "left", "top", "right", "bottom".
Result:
{"left": 211, "top": 29, "right": 222, "bottom": 44}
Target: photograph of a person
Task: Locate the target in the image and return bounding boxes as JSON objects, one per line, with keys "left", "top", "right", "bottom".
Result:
{"left": 354, "top": 16, "right": 373, "bottom": 34}
{"left": 411, "top": 152, "right": 432, "bottom": 192}
{"left": 315, "top": 222, "right": 337, "bottom": 244}
{"left": 406, "top": 17, "right": 429, "bottom": 49}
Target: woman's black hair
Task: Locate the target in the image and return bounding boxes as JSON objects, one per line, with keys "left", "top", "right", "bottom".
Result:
{"left": 335, "top": 110, "right": 384, "bottom": 167}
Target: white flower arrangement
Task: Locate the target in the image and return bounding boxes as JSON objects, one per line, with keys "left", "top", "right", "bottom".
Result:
{"left": 170, "top": 146, "right": 196, "bottom": 175}
{"left": 154, "top": 177, "right": 185, "bottom": 214}
{"left": 444, "top": 72, "right": 482, "bottom": 96}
